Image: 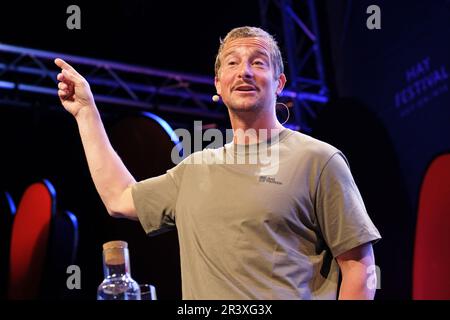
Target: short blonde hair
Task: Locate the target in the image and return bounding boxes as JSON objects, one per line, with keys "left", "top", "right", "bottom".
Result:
{"left": 214, "top": 26, "right": 284, "bottom": 79}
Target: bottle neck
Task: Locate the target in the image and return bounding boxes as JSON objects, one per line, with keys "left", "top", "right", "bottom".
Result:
{"left": 103, "top": 247, "right": 131, "bottom": 278}
{"left": 104, "top": 262, "right": 130, "bottom": 278}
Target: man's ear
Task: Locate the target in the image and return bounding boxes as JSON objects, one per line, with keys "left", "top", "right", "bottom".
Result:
{"left": 214, "top": 76, "right": 222, "bottom": 95}
{"left": 276, "top": 73, "right": 287, "bottom": 96}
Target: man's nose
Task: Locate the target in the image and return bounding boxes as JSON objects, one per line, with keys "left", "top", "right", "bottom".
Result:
{"left": 238, "top": 62, "right": 253, "bottom": 79}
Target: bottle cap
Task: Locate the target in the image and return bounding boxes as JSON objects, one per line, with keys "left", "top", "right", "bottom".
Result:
{"left": 103, "top": 240, "right": 128, "bottom": 250}
{"left": 103, "top": 240, "right": 128, "bottom": 265}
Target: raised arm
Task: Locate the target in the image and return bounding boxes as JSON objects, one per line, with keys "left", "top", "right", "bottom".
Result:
{"left": 55, "top": 58, "right": 137, "bottom": 220}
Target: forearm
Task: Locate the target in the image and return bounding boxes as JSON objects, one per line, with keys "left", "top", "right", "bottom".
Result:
{"left": 75, "top": 106, "right": 135, "bottom": 213}
{"left": 338, "top": 268, "right": 375, "bottom": 300}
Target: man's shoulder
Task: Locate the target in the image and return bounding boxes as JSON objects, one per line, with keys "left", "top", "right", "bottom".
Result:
{"left": 177, "top": 146, "right": 225, "bottom": 166}
{"left": 283, "top": 129, "right": 340, "bottom": 161}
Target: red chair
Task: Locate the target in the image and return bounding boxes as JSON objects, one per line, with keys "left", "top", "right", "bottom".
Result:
{"left": 8, "top": 180, "right": 56, "bottom": 299}
{"left": 413, "top": 154, "right": 450, "bottom": 299}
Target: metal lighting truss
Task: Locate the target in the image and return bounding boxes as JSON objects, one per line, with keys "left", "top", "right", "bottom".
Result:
{"left": 0, "top": 43, "right": 318, "bottom": 124}
{"left": 259, "top": 0, "right": 329, "bottom": 132}
{"left": 0, "top": 43, "right": 225, "bottom": 122}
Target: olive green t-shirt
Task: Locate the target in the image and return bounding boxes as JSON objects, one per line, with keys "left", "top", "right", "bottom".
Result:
{"left": 132, "top": 129, "right": 381, "bottom": 299}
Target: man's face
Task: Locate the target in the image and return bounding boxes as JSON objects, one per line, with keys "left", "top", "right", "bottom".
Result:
{"left": 215, "top": 37, "right": 286, "bottom": 113}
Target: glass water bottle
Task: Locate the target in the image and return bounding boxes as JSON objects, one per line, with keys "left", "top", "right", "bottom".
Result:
{"left": 97, "top": 240, "right": 141, "bottom": 300}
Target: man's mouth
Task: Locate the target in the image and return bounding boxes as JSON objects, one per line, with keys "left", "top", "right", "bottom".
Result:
{"left": 234, "top": 85, "right": 257, "bottom": 92}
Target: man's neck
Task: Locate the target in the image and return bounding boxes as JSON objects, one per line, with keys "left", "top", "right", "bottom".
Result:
{"left": 228, "top": 109, "right": 285, "bottom": 145}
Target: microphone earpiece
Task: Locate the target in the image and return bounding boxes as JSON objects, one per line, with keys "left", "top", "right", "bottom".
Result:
{"left": 212, "top": 94, "right": 220, "bottom": 102}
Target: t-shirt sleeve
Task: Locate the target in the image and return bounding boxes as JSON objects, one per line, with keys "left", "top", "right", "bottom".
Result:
{"left": 131, "top": 163, "right": 184, "bottom": 236}
{"left": 315, "top": 152, "right": 381, "bottom": 258}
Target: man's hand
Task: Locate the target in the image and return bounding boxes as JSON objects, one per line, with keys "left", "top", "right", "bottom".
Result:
{"left": 54, "top": 58, "right": 96, "bottom": 118}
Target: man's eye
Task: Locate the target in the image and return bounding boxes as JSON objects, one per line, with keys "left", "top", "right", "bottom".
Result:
{"left": 227, "top": 61, "right": 237, "bottom": 65}
{"left": 253, "top": 60, "right": 265, "bottom": 66}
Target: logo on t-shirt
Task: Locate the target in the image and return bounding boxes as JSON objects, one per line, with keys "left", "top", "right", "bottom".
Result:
{"left": 259, "top": 176, "right": 283, "bottom": 185}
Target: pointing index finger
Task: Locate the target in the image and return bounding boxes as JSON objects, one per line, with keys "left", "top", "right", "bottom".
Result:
{"left": 54, "top": 58, "right": 77, "bottom": 73}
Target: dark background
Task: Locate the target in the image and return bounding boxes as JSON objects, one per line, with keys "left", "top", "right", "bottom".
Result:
{"left": 1, "top": 0, "right": 449, "bottom": 300}
{"left": 0, "top": 1, "right": 262, "bottom": 75}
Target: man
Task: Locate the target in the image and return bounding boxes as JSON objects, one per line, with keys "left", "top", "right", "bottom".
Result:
{"left": 55, "top": 26, "right": 381, "bottom": 299}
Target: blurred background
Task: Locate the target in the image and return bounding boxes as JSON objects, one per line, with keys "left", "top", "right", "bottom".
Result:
{"left": 0, "top": 0, "right": 449, "bottom": 300}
